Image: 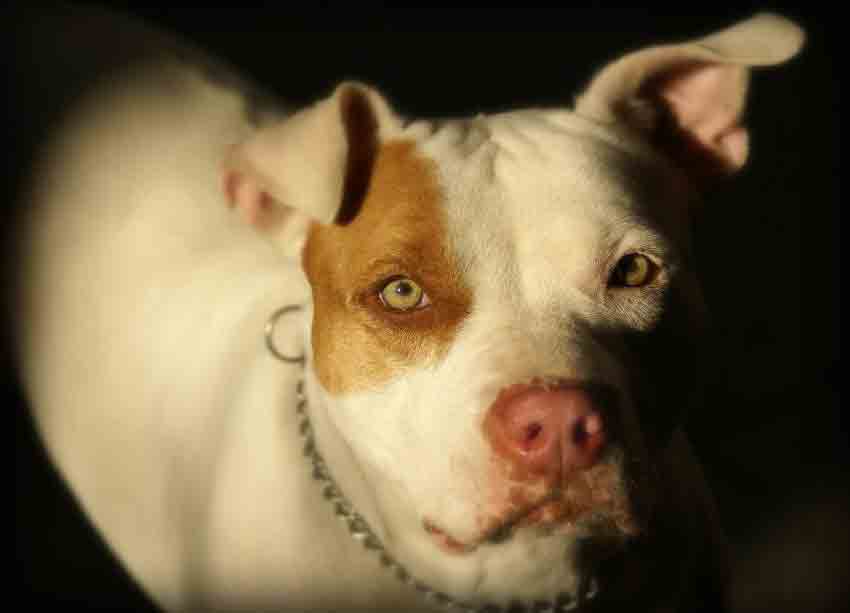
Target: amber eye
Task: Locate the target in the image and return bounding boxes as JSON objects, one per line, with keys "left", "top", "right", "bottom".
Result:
{"left": 379, "top": 277, "right": 428, "bottom": 311}
{"left": 609, "top": 253, "right": 658, "bottom": 288}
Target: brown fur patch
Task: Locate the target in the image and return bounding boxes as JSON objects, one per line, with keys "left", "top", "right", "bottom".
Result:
{"left": 302, "top": 141, "right": 472, "bottom": 394}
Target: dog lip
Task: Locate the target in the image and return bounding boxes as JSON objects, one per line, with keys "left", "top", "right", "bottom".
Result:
{"left": 423, "top": 492, "right": 563, "bottom": 554}
{"left": 422, "top": 518, "right": 477, "bottom": 554}
{"left": 480, "top": 491, "right": 565, "bottom": 541}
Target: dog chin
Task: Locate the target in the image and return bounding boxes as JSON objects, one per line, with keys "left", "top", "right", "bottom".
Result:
{"left": 393, "top": 522, "right": 599, "bottom": 607}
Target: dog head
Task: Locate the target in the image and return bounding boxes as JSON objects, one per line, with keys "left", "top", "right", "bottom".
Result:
{"left": 223, "top": 14, "right": 803, "bottom": 609}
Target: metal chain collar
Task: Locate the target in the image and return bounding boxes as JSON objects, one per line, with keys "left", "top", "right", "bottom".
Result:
{"left": 269, "top": 305, "right": 597, "bottom": 613}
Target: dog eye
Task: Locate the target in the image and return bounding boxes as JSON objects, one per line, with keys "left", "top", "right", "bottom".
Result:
{"left": 379, "top": 277, "right": 429, "bottom": 311}
{"left": 609, "top": 253, "right": 658, "bottom": 288}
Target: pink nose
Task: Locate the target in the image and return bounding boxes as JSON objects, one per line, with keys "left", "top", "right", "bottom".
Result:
{"left": 483, "top": 383, "right": 607, "bottom": 480}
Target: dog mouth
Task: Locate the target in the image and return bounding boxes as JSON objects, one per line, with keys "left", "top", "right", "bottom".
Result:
{"left": 422, "top": 510, "right": 612, "bottom": 558}
{"left": 423, "top": 458, "right": 642, "bottom": 556}
{"left": 423, "top": 496, "right": 568, "bottom": 555}
{"left": 421, "top": 493, "right": 562, "bottom": 555}
{"left": 420, "top": 493, "right": 647, "bottom": 610}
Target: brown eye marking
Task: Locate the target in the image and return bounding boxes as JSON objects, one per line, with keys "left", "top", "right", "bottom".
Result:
{"left": 302, "top": 140, "right": 472, "bottom": 395}
{"left": 609, "top": 253, "right": 658, "bottom": 288}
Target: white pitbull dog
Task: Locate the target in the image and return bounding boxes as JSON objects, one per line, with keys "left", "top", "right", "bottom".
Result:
{"left": 14, "top": 11, "right": 804, "bottom": 613}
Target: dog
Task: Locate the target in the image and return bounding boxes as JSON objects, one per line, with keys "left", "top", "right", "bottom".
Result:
{"left": 12, "top": 9, "right": 804, "bottom": 613}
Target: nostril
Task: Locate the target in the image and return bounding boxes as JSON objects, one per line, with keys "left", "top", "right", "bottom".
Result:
{"left": 573, "top": 413, "right": 604, "bottom": 444}
{"left": 524, "top": 422, "right": 543, "bottom": 444}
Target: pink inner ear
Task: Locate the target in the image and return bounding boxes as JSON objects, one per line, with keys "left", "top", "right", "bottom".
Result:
{"left": 223, "top": 169, "right": 275, "bottom": 226}
{"left": 656, "top": 63, "right": 749, "bottom": 171}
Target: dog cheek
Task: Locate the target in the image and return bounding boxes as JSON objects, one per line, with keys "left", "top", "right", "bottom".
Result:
{"left": 308, "top": 301, "right": 401, "bottom": 395}
{"left": 624, "top": 277, "right": 709, "bottom": 452}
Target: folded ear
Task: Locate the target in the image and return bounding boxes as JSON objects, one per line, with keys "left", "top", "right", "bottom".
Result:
{"left": 574, "top": 13, "right": 805, "bottom": 184}
{"left": 222, "top": 82, "right": 402, "bottom": 255}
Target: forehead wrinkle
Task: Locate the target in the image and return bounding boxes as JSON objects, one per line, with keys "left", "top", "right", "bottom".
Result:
{"left": 427, "top": 131, "right": 605, "bottom": 313}
{"left": 425, "top": 107, "right": 692, "bottom": 327}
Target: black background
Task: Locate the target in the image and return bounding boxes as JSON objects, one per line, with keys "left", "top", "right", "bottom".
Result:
{"left": 10, "top": 4, "right": 842, "bottom": 613}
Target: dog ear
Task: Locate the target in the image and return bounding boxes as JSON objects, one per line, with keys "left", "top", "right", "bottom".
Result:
{"left": 222, "top": 82, "right": 401, "bottom": 255}
{"left": 574, "top": 13, "right": 804, "bottom": 184}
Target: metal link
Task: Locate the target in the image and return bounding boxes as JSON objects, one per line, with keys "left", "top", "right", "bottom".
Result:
{"left": 264, "top": 305, "right": 306, "bottom": 364}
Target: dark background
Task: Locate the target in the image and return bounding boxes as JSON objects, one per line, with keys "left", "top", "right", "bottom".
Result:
{"left": 10, "top": 4, "right": 842, "bottom": 613}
